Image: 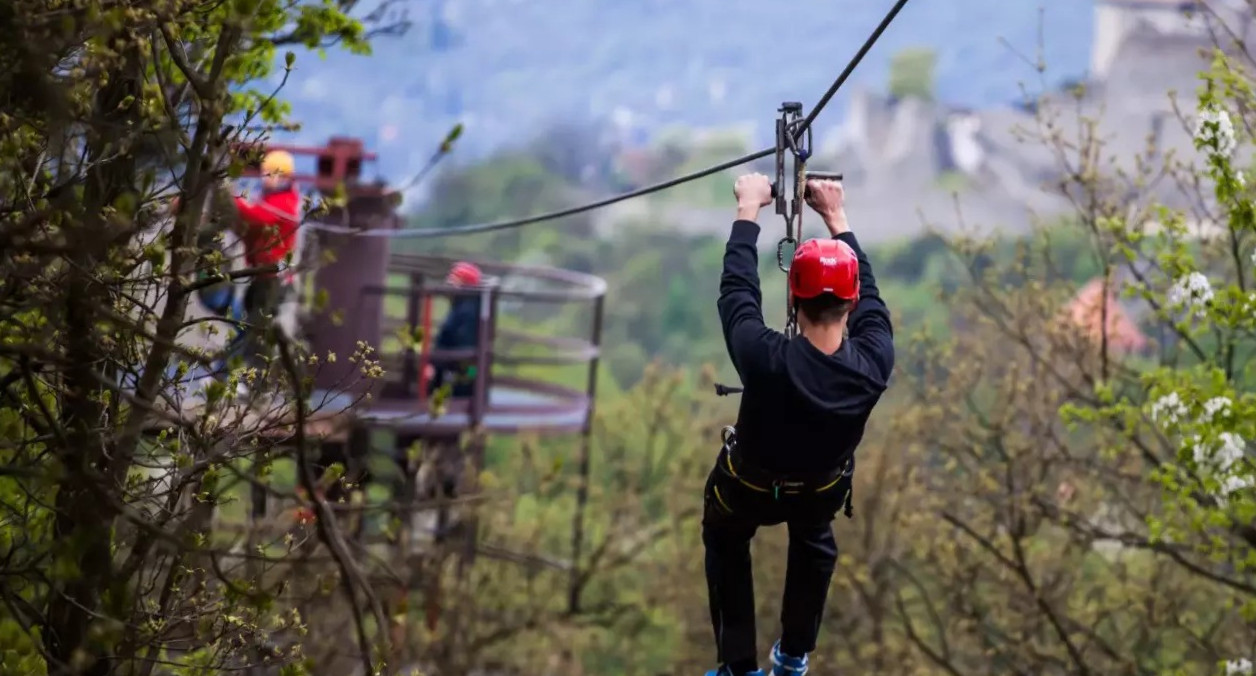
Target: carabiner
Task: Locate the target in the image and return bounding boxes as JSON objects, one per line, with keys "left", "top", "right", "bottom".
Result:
{"left": 776, "top": 236, "right": 797, "bottom": 272}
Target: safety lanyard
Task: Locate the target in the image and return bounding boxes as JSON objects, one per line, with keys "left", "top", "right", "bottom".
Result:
{"left": 769, "top": 103, "right": 847, "bottom": 338}
{"left": 772, "top": 102, "right": 809, "bottom": 339}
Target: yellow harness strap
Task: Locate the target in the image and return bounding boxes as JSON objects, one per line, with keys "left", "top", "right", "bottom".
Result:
{"left": 723, "top": 451, "right": 841, "bottom": 496}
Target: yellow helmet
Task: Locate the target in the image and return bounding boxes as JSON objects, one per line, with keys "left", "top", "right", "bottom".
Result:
{"left": 260, "top": 150, "right": 295, "bottom": 178}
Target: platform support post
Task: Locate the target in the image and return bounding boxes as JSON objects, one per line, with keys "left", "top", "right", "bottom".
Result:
{"left": 457, "top": 427, "right": 487, "bottom": 571}
{"left": 345, "top": 424, "right": 371, "bottom": 543}
{"left": 455, "top": 284, "right": 497, "bottom": 571}
{"left": 468, "top": 284, "right": 495, "bottom": 425}
{"left": 404, "top": 272, "right": 423, "bottom": 396}
{"left": 568, "top": 294, "right": 605, "bottom": 614}
{"left": 250, "top": 463, "right": 268, "bottom": 522}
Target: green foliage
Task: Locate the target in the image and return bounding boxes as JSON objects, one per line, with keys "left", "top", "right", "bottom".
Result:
{"left": 900, "top": 51, "right": 1256, "bottom": 675}
{"left": 934, "top": 169, "right": 968, "bottom": 193}
{"left": 0, "top": 0, "right": 397, "bottom": 672}
{"left": 888, "top": 46, "right": 937, "bottom": 101}
{"left": 1062, "top": 52, "right": 1256, "bottom": 625}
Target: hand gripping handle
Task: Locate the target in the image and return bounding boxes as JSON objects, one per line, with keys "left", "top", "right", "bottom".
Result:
{"left": 770, "top": 171, "right": 844, "bottom": 200}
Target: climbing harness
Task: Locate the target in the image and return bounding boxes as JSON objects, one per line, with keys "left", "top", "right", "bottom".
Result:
{"left": 717, "top": 426, "right": 854, "bottom": 518}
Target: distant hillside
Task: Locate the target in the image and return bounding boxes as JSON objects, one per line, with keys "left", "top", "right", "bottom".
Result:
{"left": 276, "top": 0, "right": 1094, "bottom": 182}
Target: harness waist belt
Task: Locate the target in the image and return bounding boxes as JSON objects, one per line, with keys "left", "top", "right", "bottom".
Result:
{"left": 718, "top": 427, "right": 852, "bottom": 496}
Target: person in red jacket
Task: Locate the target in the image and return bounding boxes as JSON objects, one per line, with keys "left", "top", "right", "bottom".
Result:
{"left": 229, "top": 149, "right": 301, "bottom": 390}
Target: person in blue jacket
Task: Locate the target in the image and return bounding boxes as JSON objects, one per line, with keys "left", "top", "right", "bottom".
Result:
{"left": 426, "top": 261, "right": 484, "bottom": 398}
{"left": 702, "top": 174, "right": 895, "bottom": 676}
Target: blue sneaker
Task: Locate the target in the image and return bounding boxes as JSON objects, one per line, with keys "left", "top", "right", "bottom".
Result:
{"left": 705, "top": 667, "right": 767, "bottom": 676}
{"left": 770, "top": 641, "right": 809, "bottom": 675}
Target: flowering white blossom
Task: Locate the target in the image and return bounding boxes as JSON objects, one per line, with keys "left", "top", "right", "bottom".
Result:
{"left": 1192, "top": 438, "right": 1208, "bottom": 465}
{"left": 1168, "top": 272, "right": 1214, "bottom": 316}
{"left": 1192, "top": 433, "right": 1251, "bottom": 498}
{"left": 1239, "top": 171, "right": 1248, "bottom": 187}
{"left": 1191, "top": 433, "right": 1247, "bottom": 469}
{"left": 1194, "top": 106, "right": 1238, "bottom": 156}
{"left": 1222, "top": 474, "right": 1255, "bottom": 495}
{"left": 1226, "top": 657, "right": 1254, "bottom": 675}
{"left": 1202, "top": 396, "right": 1233, "bottom": 421}
{"left": 1216, "top": 432, "right": 1247, "bottom": 470}
{"left": 1150, "top": 389, "right": 1185, "bottom": 422}
{"left": 1150, "top": 392, "right": 1188, "bottom": 424}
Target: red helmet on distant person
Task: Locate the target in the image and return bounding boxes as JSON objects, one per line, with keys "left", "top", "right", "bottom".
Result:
{"left": 448, "top": 261, "right": 482, "bottom": 286}
{"left": 788, "top": 238, "right": 859, "bottom": 301}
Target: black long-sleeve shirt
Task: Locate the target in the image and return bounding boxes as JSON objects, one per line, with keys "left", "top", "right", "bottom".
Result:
{"left": 429, "top": 295, "right": 482, "bottom": 397}
{"left": 718, "top": 220, "right": 895, "bottom": 475}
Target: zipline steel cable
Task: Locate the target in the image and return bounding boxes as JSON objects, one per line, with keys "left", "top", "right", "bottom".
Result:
{"left": 359, "top": 148, "right": 774, "bottom": 238}
{"left": 323, "top": 0, "right": 911, "bottom": 240}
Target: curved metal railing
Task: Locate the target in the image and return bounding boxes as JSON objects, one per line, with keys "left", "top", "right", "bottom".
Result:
{"left": 354, "top": 252, "right": 606, "bottom": 435}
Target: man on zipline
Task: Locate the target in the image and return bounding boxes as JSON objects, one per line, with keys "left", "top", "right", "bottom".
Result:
{"left": 703, "top": 174, "right": 894, "bottom": 676}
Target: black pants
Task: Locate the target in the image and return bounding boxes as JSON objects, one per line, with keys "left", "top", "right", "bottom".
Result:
{"left": 703, "top": 448, "right": 853, "bottom": 669}
{"left": 427, "top": 361, "right": 476, "bottom": 399}
{"left": 236, "top": 275, "right": 283, "bottom": 369}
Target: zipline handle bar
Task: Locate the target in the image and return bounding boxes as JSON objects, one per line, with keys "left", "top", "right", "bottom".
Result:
{"left": 770, "top": 171, "right": 844, "bottom": 201}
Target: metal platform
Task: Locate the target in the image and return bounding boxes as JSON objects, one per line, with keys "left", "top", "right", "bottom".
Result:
{"left": 346, "top": 382, "right": 589, "bottom": 435}
{"left": 302, "top": 249, "right": 607, "bottom": 440}
{"left": 135, "top": 377, "right": 589, "bottom": 442}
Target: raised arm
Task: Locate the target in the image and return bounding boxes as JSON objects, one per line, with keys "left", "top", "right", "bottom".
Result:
{"left": 835, "top": 231, "right": 893, "bottom": 379}
{"left": 717, "top": 173, "right": 779, "bottom": 383}
{"left": 233, "top": 195, "right": 296, "bottom": 230}
{"left": 805, "top": 179, "right": 894, "bottom": 381}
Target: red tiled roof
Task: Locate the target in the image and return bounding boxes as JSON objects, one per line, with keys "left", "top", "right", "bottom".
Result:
{"left": 1065, "top": 278, "right": 1149, "bottom": 353}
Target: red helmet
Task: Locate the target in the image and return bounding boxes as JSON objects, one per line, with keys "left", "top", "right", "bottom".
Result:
{"left": 447, "top": 261, "right": 482, "bottom": 286}
{"left": 789, "top": 238, "right": 859, "bottom": 300}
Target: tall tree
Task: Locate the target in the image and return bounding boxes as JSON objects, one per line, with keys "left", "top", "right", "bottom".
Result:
{"left": 0, "top": 0, "right": 402, "bottom": 673}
